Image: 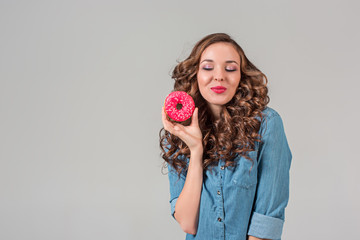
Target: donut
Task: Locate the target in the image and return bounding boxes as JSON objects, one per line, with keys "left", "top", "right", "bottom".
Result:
{"left": 164, "top": 91, "right": 195, "bottom": 122}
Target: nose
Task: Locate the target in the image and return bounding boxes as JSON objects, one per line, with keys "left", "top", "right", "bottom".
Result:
{"left": 214, "top": 68, "right": 225, "bottom": 81}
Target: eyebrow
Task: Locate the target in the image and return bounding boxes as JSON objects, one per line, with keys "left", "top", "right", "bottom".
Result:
{"left": 200, "top": 59, "right": 239, "bottom": 65}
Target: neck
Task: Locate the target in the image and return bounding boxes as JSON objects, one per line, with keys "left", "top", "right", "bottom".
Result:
{"left": 208, "top": 104, "right": 222, "bottom": 121}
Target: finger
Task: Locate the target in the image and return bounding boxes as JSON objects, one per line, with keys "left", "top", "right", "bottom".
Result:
{"left": 162, "top": 106, "right": 169, "bottom": 123}
{"left": 173, "top": 123, "right": 184, "bottom": 132}
{"left": 161, "top": 106, "right": 167, "bottom": 125}
{"left": 162, "top": 107, "right": 174, "bottom": 132}
{"left": 161, "top": 107, "right": 169, "bottom": 131}
{"left": 172, "top": 123, "right": 187, "bottom": 141}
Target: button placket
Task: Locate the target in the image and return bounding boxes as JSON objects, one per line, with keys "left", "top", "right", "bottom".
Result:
{"left": 215, "top": 159, "right": 225, "bottom": 228}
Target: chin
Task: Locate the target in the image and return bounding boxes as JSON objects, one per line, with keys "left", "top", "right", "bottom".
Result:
{"left": 210, "top": 99, "right": 231, "bottom": 105}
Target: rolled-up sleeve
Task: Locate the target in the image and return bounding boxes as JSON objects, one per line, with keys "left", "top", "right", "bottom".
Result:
{"left": 168, "top": 163, "right": 186, "bottom": 220}
{"left": 248, "top": 113, "right": 293, "bottom": 240}
{"left": 164, "top": 144, "right": 188, "bottom": 220}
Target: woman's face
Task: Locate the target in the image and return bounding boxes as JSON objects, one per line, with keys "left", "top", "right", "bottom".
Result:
{"left": 197, "top": 42, "right": 241, "bottom": 116}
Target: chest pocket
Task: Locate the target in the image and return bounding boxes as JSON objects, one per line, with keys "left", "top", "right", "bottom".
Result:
{"left": 231, "top": 150, "right": 258, "bottom": 189}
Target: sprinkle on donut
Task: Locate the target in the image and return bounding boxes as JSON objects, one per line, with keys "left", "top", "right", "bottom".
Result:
{"left": 164, "top": 91, "right": 195, "bottom": 122}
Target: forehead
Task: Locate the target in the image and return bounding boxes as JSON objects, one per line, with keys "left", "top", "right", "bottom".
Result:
{"left": 200, "top": 42, "right": 240, "bottom": 62}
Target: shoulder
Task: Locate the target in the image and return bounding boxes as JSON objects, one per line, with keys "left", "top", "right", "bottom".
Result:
{"left": 254, "top": 106, "right": 281, "bottom": 122}
{"left": 260, "top": 106, "right": 281, "bottom": 120}
{"left": 257, "top": 106, "right": 286, "bottom": 135}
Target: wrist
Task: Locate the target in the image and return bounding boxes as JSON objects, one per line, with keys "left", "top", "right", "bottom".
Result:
{"left": 190, "top": 145, "right": 203, "bottom": 155}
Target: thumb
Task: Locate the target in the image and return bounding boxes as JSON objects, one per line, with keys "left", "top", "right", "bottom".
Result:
{"left": 191, "top": 107, "right": 199, "bottom": 126}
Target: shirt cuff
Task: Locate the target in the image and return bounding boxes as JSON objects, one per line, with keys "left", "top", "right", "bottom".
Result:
{"left": 170, "top": 197, "right": 178, "bottom": 220}
{"left": 247, "top": 212, "right": 284, "bottom": 239}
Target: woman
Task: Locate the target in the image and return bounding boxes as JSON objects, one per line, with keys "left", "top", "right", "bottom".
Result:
{"left": 159, "top": 33, "right": 292, "bottom": 240}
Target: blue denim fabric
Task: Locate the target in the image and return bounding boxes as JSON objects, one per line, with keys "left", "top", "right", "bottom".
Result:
{"left": 166, "top": 106, "right": 292, "bottom": 240}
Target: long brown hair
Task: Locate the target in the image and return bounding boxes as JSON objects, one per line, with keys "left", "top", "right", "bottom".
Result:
{"left": 159, "top": 33, "right": 270, "bottom": 179}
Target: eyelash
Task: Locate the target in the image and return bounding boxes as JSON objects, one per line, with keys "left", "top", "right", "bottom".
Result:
{"left": 203, "top": 67, "right": 237, "bottom": 72}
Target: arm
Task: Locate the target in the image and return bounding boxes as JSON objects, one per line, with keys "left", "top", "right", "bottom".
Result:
{"left": 162, "top": 106, "right": 204, "bottom": 234}
{"left": 248, "top": 236, "right": 270, "bottom": 240}
{"left": 173, "top": 147, "right": 203, "bottom": 235}
{"left": 247, "top": 113, "right": 292, "bottom": 240}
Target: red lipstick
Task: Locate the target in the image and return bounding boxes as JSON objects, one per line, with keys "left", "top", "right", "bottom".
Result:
{"left": 211, "top": 86, "right": 227, "bottom": 93}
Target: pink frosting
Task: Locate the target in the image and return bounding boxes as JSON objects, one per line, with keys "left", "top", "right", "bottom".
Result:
{"left": 164, "top": 91, "right": 195, "bottom": 122}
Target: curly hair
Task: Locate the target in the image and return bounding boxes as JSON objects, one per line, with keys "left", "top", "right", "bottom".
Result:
{"left": 159, "top": 33, "right": 270, "bottom": 180}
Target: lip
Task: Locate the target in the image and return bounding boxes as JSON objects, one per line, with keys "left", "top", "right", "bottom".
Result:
{"left": 211, "top": 86, "right": 227, "bottom": 93}
{"left": 211, "top": 86, "right": 227, "bottom": 90}
{"left": 211, "top": 88, "right": 226, "bottom": 93}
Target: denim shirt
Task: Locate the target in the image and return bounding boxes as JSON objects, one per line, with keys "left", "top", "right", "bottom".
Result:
{"left": 165, "top": 106, "right": 292, "bottom": 240}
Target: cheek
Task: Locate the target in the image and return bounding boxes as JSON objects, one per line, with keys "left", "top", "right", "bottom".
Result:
{"left": 197, "top": 75, "right": 210, "bottom": 97}
{"left": 197, "top": 72, "right": 211, "bottom": 87}
{"left": 231, "top": 74, "right": 241, "bottom": 87}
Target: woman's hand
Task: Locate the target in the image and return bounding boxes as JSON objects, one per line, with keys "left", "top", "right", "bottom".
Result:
{"left": 247, "top": 235, "right": 269, "bottom": 240}
{"left": 161, "top": 106, "right": 203, "bottom": 152}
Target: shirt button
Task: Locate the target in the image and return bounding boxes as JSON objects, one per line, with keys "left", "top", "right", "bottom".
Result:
{"left": 220, "top": 166, "right": 225, "bottom": 170}
{"left": 217, "top": 190, "right": 221, "bottom": 195}
{"left": 218, "top": 217, "right": 222, "bottom": 222}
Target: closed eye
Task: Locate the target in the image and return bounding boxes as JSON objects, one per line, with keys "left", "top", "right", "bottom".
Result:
{"left": 203, "top": 67, "right": 213, "bottom": 71}
{"left": 202, "top": 67, "right": 237, "bottom": 72}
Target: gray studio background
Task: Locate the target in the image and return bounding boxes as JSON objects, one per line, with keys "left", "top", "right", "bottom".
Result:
{"left": 1, "top": 0, "right": 359, "bottom": 239}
